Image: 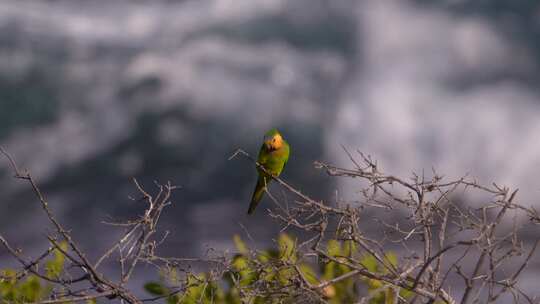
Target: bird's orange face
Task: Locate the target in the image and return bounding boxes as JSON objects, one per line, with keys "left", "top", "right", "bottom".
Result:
{"left": 265, "top": 133, "right": 283, "bottom": 151}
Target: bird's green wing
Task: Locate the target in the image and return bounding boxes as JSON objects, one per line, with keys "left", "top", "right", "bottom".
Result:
{"left": 248, "top": 144, "right": 271, "bottom": 214}
{"left": 247, "top": 142, "right": 290, "bottom": 215}
{"left": 282, "top": 140, "right": 290, "bottom": 167}
{"left": 256, "top": 144, "right": 272, "bottom": 175}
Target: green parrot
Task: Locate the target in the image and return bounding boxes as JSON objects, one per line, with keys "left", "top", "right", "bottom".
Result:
{"left": 247, "top": 128, "right": 290, "bottom": 215}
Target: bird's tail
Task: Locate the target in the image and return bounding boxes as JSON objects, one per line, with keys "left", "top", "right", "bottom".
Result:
{"left": 247, "top": 175, "right": 268, "bottom": 215}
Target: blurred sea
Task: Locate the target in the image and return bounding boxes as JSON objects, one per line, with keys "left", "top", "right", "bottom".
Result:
{"left": 1, "top": 0, "right": 540, "bottom": 298}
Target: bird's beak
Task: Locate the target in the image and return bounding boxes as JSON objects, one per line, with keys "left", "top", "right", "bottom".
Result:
{"left": 265, "top": 140, "right": 273, "bottom": 150}
{"left": 264, "top": 134, "right": 282, "bottom": 151}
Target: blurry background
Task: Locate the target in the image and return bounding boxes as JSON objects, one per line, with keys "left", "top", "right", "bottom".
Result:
{"left": 1, "top": 0, "right": 540, "bottom": 295}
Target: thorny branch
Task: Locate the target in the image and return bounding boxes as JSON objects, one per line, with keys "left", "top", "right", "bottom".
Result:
{"left": 0, "top": 146, "right": 538, "bottom": 303}
{"left": 228, "top": 148, "right": 540, "bottom": 304}
{"left": 0, "top": 147, "right": 178, "bottom": 304}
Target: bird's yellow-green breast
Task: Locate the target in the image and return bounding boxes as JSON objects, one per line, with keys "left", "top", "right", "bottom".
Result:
{"left": 247, "top": 128, "right": 290, "bottom": 215}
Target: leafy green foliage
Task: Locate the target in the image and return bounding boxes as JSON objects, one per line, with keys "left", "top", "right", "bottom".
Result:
{"left": 145, "top": 266, "right": 226, "bottom": 304}
{"left": 0, "top": 242, "right": 67, "bottom": 303}
{"left": 145, "top": 235, "right": 412, "bottom": 304}
{"left": 0, "top": 236, "right": 411, "bottom": 303}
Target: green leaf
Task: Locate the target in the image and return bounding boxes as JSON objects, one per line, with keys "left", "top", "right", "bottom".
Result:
{"left": 384, "top": 252, "right": 398, "bottom": 269}
{"left": 46, "top": 241, "right": 68, "bottom": 279}
{"left": 360, "top": 254, "right": 378, "bottom": 273}
{"left": 322, "top": 261, "right": 335, "bottom": 280}
{"left": 343, "top": 240, "right": 357, "bottom": 257}
{"left": 385, "top": 287, "right": 397, "bottom": 304}
{"left": 399, "top": 287, "right": 414, "bottom": 300}
{"left": 233, "top": 235, "right": 248, "bottom": 255}
{"left": 327, "top": 240, "right": 341, "bottom": 257}
{"left": 167, "top": 294, "right": 180, "bottom": 304}
{"left": 232, "top": 255, "right": 249, "bottom": 271}
{"left": 144, "top": 282, "right": 167, "bottom": 296}
{"left": 278, "top": 234, "right": 296, "bottom": 262}
{"left": 258, "top": 249, "right": 279, "bottom": 262}
{"left": 20, "top": 276, "right": 41, "bottom": 302}
{"left": 299, "top": 264, "right": 319, "bottom": 285}
{"left": 277, "top": 267, "right": 295, "bottom": 285}
{"left": 367, "top": 278, "right": 383, "bottom": 290}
